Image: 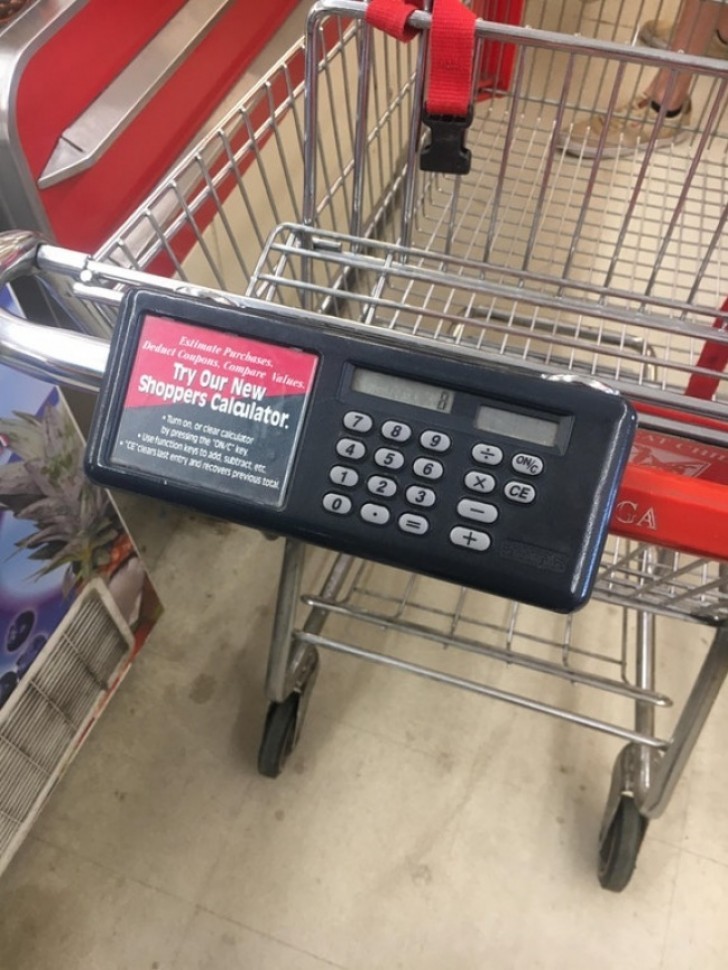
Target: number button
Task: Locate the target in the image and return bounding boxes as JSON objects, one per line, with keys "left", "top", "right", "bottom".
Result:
{"left": 343, "top": 411, "right": 373, "bottom": 433}
{"left": 405, "top": 485, "right": 437, "bottom": 508}
{"left": 381, "top": 420, "right": 412, "bottom": 442}
{"left": 420, "top": 430, "right": 451, "bottom": 453}
{"left": 329, "top": 465, "right": 359, "bottom": 488}
{"left": 464, "top": 471, "right": 496, "bottom": 494}
{"left": 457, "top": 499, "right": 498, "bottom": 524}
{"left": 413, "top": 457, "right": 444, "bottom": 480}
{"left": 360, "top": 503, "right": 391, "bottom": 526}
{"left": 449, "top": 527, "right": 491, "bottom": 551}
{"left": 511, "top": 453, "right": 544, "bottom": 476}
{"left": 504, "top": 481, "right": 536, "bottom": 504}
{"left": 472, "top": 443, "right": 504, "bottom": 466}
{"left": 336, "top": 438, "right": 367, "bottom": 461}
{"left": 374, "top": 447, "right": 405, "bottom": 470}
{"left": 398, "top": 514, "right": 430, "bottom": 536}
{"left": 322, "top": 493, "right": 352, "bottom": 515}
{"left": 367, "top": 475, "right": 397, "bottom": 498}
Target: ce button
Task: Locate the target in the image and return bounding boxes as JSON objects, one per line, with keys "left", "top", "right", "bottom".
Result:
{"left": 504, "top": 481, "right": 536, "bottom": 505}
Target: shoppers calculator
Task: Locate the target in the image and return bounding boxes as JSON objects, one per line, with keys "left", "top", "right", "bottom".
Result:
{"left": 86, "top": 289, "right": 637, "bottom": 612}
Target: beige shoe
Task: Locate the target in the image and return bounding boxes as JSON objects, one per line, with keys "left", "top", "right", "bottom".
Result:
{"left": 639, "top": 18, "right": 728, "bottom": 59}
{"left": 556, "top": 96, "right": 692, "bottom": 159}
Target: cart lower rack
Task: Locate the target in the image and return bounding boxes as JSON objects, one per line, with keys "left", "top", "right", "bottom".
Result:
{"left": 2, "top": 0, "right": 728, "bottom": 892}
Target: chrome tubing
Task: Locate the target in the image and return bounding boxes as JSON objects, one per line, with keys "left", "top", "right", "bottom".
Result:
{"left": 0, "top": 231, "right": 108, "bottom": 391}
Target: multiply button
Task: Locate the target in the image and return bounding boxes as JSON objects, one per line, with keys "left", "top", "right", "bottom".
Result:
{"left": 398, "top": 513, "right": 430, "bottom": 536}
{"left": 472, "top": 443, "right": 504, "bottom": 466}
{"left": 360, "top": 503, "right": 391, "bottom": 526}
{"left": 512, "top": 453, "right": 544, "bottom": 476}
{"left": 336, "top": 438, "right": 367, "bottom": 461}
{"left": 343, "top": 411, "right": 373, "bottom": 433}
{"left": 457, "top": 499, "right": 498, "bottom": 524}
{"left": 449, "top": 527, "right": 491, "bottom": 551}
{"left": 381, "top": 420, "right": 412, "bottom": 442}
{"left": 504, "top": 481, "right": 536, "bottom": 504}
{"left": 464, "top": 471, "right": 495, "bottom": 494}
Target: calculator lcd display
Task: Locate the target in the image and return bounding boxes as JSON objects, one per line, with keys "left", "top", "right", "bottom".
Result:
{"left": 475, "top": 404, "right": 560, "bottom": 446}
{"left": 352, "top": 368, "right": 454, "bottom": 413}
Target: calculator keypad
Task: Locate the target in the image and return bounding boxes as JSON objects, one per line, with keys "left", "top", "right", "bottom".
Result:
{"left": 325, "top": 413, "right": 547, "bottom": 554}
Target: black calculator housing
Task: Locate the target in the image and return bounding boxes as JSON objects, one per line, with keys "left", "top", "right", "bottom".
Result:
{"left": 86, "top": 289, "right": 637, "bottom": 612}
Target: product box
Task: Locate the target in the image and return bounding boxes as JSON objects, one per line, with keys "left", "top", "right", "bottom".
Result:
{"left": 0, "top": 355, "right": 161, "bottom": 710}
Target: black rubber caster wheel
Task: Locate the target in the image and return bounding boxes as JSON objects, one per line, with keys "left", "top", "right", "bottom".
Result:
{"left": 257, "top": 692, "right": 300, "bottom": 778}
{"left": 598, "top": 795, "right": 648, "bottom": 892}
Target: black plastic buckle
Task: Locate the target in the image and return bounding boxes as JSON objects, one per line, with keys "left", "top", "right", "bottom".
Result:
{"left": 419, "top": 106, "right": 474, "bottom": 175}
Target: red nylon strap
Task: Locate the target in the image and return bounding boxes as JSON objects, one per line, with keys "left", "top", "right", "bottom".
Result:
{"left": 365, "top": 0, "right": 476, "bottom": 117}
{"left": 365, "top": 0, "right": 422, "bottom": 42}
{"left": 427, "top": 0, "right": 477, "bottom": 116}
{"left": 686, "top": 296, "right": 728, "bottom": 400}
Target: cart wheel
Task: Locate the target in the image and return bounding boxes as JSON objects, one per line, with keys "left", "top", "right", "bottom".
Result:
{"left": 598, "top": 795, "right": 648, "bottom": 892}
{"left": 258, "top": 692, "right": 300, "bottom": 778}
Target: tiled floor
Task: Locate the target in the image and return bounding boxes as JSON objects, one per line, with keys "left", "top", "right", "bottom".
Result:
{"left": 3, "top": 2, "right": 728, "bottom": 968}
{"left": 2, "top": 507, "right": 728, "bottom": 969}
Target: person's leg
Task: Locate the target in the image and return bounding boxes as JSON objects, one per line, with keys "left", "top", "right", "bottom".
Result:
{"left": 557, "top": 0, "right": 726, "bottom": 157}
{"left": 644, "top": 0, "right": 728, "bottom": 111}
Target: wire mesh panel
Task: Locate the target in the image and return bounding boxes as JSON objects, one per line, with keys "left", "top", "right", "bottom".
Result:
{"left": 0, "top": 582, "right": 132, "bottom": 874}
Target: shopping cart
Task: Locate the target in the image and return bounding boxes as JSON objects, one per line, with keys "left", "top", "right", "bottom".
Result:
{"left": 2, "top": 0, "right": 728, "bottom": 892}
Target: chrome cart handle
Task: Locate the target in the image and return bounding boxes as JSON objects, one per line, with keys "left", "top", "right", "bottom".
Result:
{"left": 0, "top": 231, "right": 108, "bottom": 392}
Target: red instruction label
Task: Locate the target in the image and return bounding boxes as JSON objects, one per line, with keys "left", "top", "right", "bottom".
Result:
{"left": 112, "top": 314, "right": 319, "bottom": 507}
